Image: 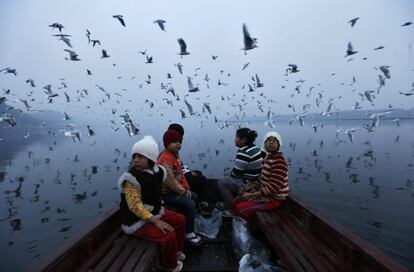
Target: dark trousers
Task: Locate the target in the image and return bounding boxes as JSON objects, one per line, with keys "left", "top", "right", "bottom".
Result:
{"left": 163, "top": 191, "right": 198, "bottom": 233}
{"left": 185, "top": 171, "right": 222, "bottom": 203}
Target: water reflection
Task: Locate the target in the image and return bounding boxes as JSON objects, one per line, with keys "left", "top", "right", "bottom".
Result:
{"left": 0, "top": 119, "right": 413, "bottom": 271}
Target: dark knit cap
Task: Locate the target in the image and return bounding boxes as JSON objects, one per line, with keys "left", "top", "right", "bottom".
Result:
{"left": 168, "top": 123, "right": 184, "bottom": 136}
{"left": 163, "top": 130, "right": 183, "bottom": 148}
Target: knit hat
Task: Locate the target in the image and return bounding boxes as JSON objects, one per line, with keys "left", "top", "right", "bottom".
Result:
{"left": 168, "top": 123, "right": 185, "bottom": 136}
{"left": 261, "top": 131, "right": 283, "bottom": 153}
{"left": 131, "top": 135, "right": 159, "bottom": 162}
{"left": 163, "top": 130, "right": 182, "bottom": 148}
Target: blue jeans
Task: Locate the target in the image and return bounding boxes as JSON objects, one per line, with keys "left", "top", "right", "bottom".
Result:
{"left": 163, "top": 191, "right": 198, "bottom": 233}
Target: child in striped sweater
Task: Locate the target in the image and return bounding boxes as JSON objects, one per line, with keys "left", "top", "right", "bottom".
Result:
{"left": 232, "top": 131, "right": 289, "bottom": 221}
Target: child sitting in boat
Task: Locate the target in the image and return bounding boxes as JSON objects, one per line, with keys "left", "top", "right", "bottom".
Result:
{"left": 157, "top": 130, "right": 203, "bottom": 246}
{"left": 117, "top": 135, "right": 186, "bottom": 272}
{"left": 168, "top": 123, "right": 223, "bottom": 207}
{"left": 232, "top": 131, "right": 289, "bottom": 221}
{"left": 217, "top": 128, "right": 264, "bottom": 217}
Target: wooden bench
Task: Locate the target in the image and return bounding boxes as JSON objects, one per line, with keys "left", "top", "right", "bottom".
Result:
{"left": 29, "top": 206, "right": 159, "bottom": 272}
{"left": 254, "top": 195, "right": 408, "bottom": 272}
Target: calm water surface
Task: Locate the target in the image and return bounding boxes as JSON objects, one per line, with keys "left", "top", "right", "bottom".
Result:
{"left": 0, "top": 119, "right": 413, "bottom": 271}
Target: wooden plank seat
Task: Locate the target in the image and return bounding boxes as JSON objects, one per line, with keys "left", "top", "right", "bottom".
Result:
{"left": 29, "top": 206, "right": 159, "bottom": 272}
{"left": 254, "top": 195, "right": 408, "bottom": 272}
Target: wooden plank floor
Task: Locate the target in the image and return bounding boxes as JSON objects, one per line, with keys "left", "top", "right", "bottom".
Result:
{"left": 182, "top": 217, "right": 238, "bottom": 272}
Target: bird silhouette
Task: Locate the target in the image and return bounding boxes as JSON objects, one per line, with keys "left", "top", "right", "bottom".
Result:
{"left": 153, "top": 19, "right": 166, "bottom": 31}
{"left": 113, "top": 15, "right": 126, "bottom": 27}
{"left": 101, "top": 49, "right": 110, "bottom": 58}
{"left": 242, "top": 23, "right": 258, "bottom": 54}
{"left": 348, "top": 17, "right": 360, "bottom": 27}
{"left": 177, "top": 38, "right": 190, "bottom": 57}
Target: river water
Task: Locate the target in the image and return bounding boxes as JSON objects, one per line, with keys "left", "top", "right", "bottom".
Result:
{"left": 0, "top": 118, "right": 413, "bottom": 271}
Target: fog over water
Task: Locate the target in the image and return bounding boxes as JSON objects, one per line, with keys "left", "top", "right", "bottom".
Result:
{"left": 1, "top": 0, "right": 414, "bottom": 271}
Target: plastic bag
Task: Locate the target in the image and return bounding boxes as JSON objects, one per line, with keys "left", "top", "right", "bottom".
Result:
{"left": 239, "top": 254, "right": 284, "bottom": 272}
{"left": 194, "top": 208, "right": 222, "bottom": 239}
{"left": 232, "top": 217, "right": 271, "bottom": 260}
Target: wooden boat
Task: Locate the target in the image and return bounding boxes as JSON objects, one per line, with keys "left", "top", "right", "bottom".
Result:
{"left": 28, "top": 192, "right": 409, "bottom": 272}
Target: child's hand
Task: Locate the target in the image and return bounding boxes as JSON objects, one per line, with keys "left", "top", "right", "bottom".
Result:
{"left": 151, "top": 218, "right": 174, "bottom": 233}
{"left": 185, "top": 190, "right": 192, "bottom": 198}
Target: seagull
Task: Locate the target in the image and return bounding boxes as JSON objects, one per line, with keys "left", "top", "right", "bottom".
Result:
{"left": 113, "top": 15, "right": 126, "bottom": 27}
{"left": 211, "top": 55, "right": 218, "bottom": 60}
{"left": 399, "top": 91, "right": 414, "bottom": 96}
{"left": 49, "top": 23, "right": 64, "bottom": 32}
{"left": 379, "top": 65, "right": 390, "bottom": 79}
{"left": 63, "top": 112, "right": 70, "bottom": 120}
{"left": 374, "top": 46, "right": 384, "bottom": 50}
{"left": 145, "top": 55, "right": 153, "bottom": 63}
{"left": 87, "top": 125, "right": 95, "bottom": 136}
{"left": 348, "top": 17, "right": 360, "bottom": 27}
{"left": 242, "top": 23, "right": 257, "bottom": 54}
{"left": 401, "top": 22, "right": 412, "bottom": 27}
{"left": 179, "top": 109, "right": 186, "bottom": 119}
{"left": 26, "top": 79, "right": 36, "bottom": 87}
{"left": 352, "top": 101, "right": 362, "bottom": 110}
{"left": 153, "top": 19, "right": 166, "bottom": 31}
{"left": 175, "top": 62, "right": 183, "bottom": 74}
{"left": 91, "top": 40, "right": 101, "bottom": 47}
{"left": 18, "top": 99, "right": 31, "bottom": 111}
{"left": 64, "top": 130, "right": 81, "bottom": 143}
{"left": 101, "top": 50, "right": 110, "bottom": 58}
{"left": 203, "top": 103, "right": 212, "bottom": 114}
{"left": 87, "top": 69, "right": 92, "bottom": 75}
{"left": 345, "top": 128, "right": 358, "bottom": 143}
{"left": 187, "top": 77, "right": 200, "bottom": 92}
{"left": 248, "top": 84, "right": 255, "bottom": 92}
{"left": 0, "top": 67, "right": 17, "bottom": 76}
{"left": 345, "top": 42, "right": 358, "bottom": 57}
{"left": 286, "top": 64, "right": 300, "bottom": 73}
{"left": 0, "top": 114, "right": 17, "bottom": 127}
{"left": 254, "top": 74, "right": 263, "bottom": 88}
{"left": 242, "top": 62, "right": 250, "bottom": 70}
{"left": 86, "top": 29, "right": 91, "bottom": 43}
{"left": 177, "top": 38, "right": 190, "bottom": 57}
{"left": 122, "top": 120, "right": 139, "bottom": 136}
{"left": 364, "top": 90, "right": 375, "bottom": 103}
{"left": 53, "top": 34, "right": 72, "bottom": 48}
{"left": 138, "top": 50, "right": 147, "bottom": 55}
{"left": 64, "top": 49, "right": 81, "bottom": 61}
{"left": 184, "top": 99, "right": 195, "bottom": 115}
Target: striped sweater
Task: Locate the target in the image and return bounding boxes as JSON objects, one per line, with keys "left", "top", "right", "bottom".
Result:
{"left": 231, "top": 144, "right": 263, "bottom": 180}
{"left": 259, "top": 152, "right": 289, "bottom": 200}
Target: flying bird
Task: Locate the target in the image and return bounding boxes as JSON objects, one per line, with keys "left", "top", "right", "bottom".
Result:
{"left": 242, "top": 62, "right": 250, "bottom": 70}
{"left": 153, "top": 19, "right": 166, "bottom": 31}
{"left": 345, "top": 42, "right": 358, "bottom": 57}
{"left": 177, "top": 38, "right": 190, "bottom": 56}
{"left": 348, "top": 17, "right": 360, "bottom": 27}
{"left": 379, "top": 65, "right": 391, "bottom": 79}
{"left": 113, "top": 15, "right": 126, "bottom": 27}
{"left": 187, "top": 77, "right": 200, "bottom": 92}
{"left": 101, "top": 49, "right": 110, "bottom": 58}
{"left": 242, "top": 23, "right": 258, "bottom": 54}
{"left": 64, "top": 49, "right": 81, "bottom": 61}
{"left": 91, "top": 40, "right": 101, "bottom": 47}
{"left": 401, "top": 22, "right": 412, "bottom": 27}
{"left": 0, "top": 67, "right": 17, "bottom": 76}
{"left": 49, "top": 22, "right": 64, "bottom": 32}
{"left": 145, "top": 55, "right": 153, "bottom": 64}
{"left": 175, "top": 62, "right": 183, "bottom": 74}
{"left": 286, "top": 64, "right": 300, "bottom": 73}
{"left": 374, "top": 46, "right": 384, "bottom": 50}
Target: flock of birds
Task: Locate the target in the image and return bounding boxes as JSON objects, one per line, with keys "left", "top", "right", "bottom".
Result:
{"left": 0, "top": 14, "right": 414, "bottom": 271}
{"left": 0, "top": 15, "right": 413, "bottom": 146}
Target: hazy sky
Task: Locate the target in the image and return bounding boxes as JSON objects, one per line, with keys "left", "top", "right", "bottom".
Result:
{"left": 1, "top": 0, "right": 413, "bottom": 125}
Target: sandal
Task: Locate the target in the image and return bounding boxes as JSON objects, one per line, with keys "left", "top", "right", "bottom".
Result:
{"left": 185, "top": 233, "right": 202, "bottom": 246}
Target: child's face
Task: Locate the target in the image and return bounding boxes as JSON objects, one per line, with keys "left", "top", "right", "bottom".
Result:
{"left": 132, "top": 153, "right": 150, "bottom": 170}
{"left": 235, "top": 135, "right": 246, "bottom": 148}
{"left": 265, "top": 137, "right": 279, "bottom": 153}
{"left": 167, "top": 141, "right": 182, "bottom": 153}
